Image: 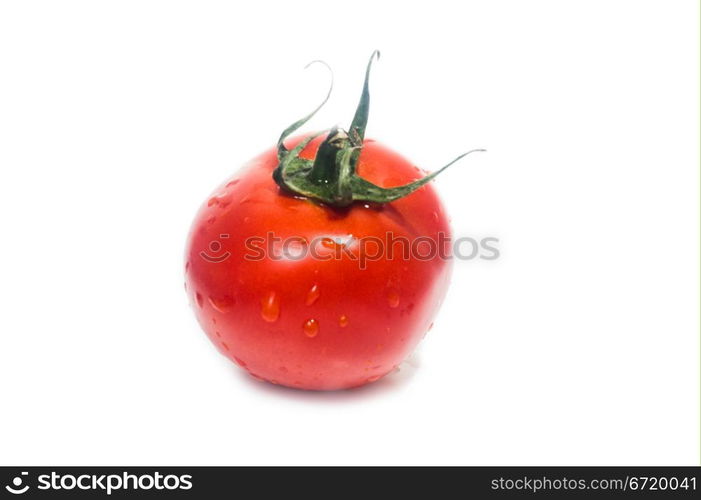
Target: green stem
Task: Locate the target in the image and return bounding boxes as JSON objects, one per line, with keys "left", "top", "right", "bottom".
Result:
{"left": 307, "top": 127, "right": 347, "bottom": 185}
{"left": 272, "top": 52, "right": 484, "bottom": 207}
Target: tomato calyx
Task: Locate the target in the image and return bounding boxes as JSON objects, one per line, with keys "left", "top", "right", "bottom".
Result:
{"left": 272, "top": 51, "right": 485, "bottom": 208}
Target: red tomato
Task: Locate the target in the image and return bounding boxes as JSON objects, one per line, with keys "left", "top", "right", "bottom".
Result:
{"left": 185, "top": 135, "right": 452, "bottom": 390}
{"left": 184, "top": 52, "right": 481, "bottom": 390}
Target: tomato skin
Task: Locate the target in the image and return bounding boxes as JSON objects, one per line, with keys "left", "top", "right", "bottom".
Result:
{"left": 185, "top": 135, "right": 452, "bottom": 390}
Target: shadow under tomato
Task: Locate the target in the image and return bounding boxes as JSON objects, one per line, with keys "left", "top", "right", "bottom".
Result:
{"left": 231, "top": 354, "right": 421, "bottom": 403}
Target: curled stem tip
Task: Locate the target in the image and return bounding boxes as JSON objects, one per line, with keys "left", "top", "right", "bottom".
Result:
{"left": 276, "top": 59, "right": 334, "bottom": 159}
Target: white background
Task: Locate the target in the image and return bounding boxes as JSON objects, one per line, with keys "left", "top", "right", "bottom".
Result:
{"left": 0, "top": 0, "right": 698, "bottom": 466}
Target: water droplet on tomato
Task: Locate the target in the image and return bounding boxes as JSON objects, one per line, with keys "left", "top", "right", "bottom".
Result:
{"left": 367, "top": 375, "right": 382, "bottom": 383}
{"left": 208, "top": 193, "right": 231, "bottom": 209}
{"left": 221, "top": 342, "right": 229, "bottom": 351}
{"left": 432, "top": 211, "right": 439, "bottom": 222}
{"left": 214, "top": 330, "right": 221, "bottom": 338}
{"left": 208, "top": 295, "right": 234, "bottom": 313}
{"left": 387, "top": 290, "right": 400, "bottom": 308}
{"left": 233, "top": 356, "right": 247, "bottom": 368}
{"left": 279, "top": 366, "right": 289, "bottom": 373}
{"left": 260, "top": 291, "right": 280, "bottom": 322}
{"left": 321, "top": 237, "right": 335, "bottom": 249}
{"left": 226, "top": 179, "right": 240, "bottom": 188}
{"left": 305, "top": 284, "right": 320, "bottom": 306}
{"left": 338, "top": 314, "right": 349, "bottom": 327}
{"left": 195, "top": 292, "right": 204, "bottom": 308}
{"left": 206, "top": 216, "right": 216, "bottom": 225}
{"left": 303, "top": 318, "right": 319, "bottom": 338}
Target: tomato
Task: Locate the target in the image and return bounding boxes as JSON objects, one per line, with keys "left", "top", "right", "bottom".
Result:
{"left": 184, "top": 52, "right": 482, "bottom": 390}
